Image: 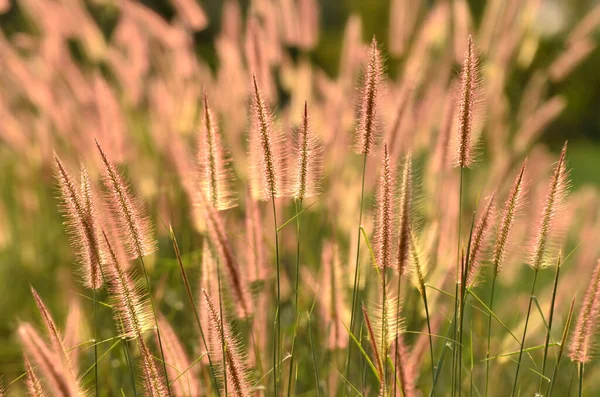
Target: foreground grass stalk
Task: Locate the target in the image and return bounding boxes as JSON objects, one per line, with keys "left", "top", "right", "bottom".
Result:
{"left": 169, "top": 227, "right": 221, "bottom": 397}
{"left": 578, "top": 363, "right": 584, "bottom": 397}
{"left": 138, "top": 256, "right": 172, "bottom": 397}
{"left": 216, "top": 258, "right": 228, "bottom": 397}
{"left": 484, "top": 271, "right": 497, "bottom": 397}
{"left": 510, "top": 269, "right": 540, "bottom": 397}
{"left": 271, "top": 196, "right": 281, "bottom": 397}
{"left": 539, "top": 258, "right": 562, "bottom": 393}
{"left": 392, "top": 276, "right": 402, "bottom": 397}
{"left": 344, "top": 154, "right": 368, "bottom": 394}
{"left": 93, "top": 288, "right": 98, "bottom": 397}
{"left": 287, "top": 199, "right": 303, "bottom": 397}
{"left": 547, "top": 298, "right": 576, "bottom": 397}
{"left": 452, "top": 168, "right": 464, "bottom": 397}
{"left": 307, "top": 311, "right": 321, "bottom": 397}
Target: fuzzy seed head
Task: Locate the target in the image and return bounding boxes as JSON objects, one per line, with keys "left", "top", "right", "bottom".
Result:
{"left": 249, "top": 75, "right": 285, "bottom": 200}
{"left": 198, "top": 93, "right": 237, "bottom": 210}
{"left": 355, "top": 37, "right": 384, "bottom": 156}
{"left": 493, "top": 160, "right": 527, "bottom": 274}
{"left": 24, "top": 357, "right": 46, "bottom": 397}
{"left": 454, "top": 35, "right": 478, "bottom": 168}
{"left": 570, "top": 260, "right": 600, "bottom": 363}
{"left": 203, "top": 291, "right": 252, "bottom": 397}
{"left": 292, "top": 101, "right": 322, "bottom": 200}
{"left": 139, "top": 337, "right": 169, "bottom": 397}
{"left": 96, "top": 140, "right": 157, "bottom": 259}
{"left": 374, "top": 143, "right": 396, "bottom": 269}
{"left": 466, "top": 193, "right": 496, "bottom": 287}
{"left": 397, "top": 152, "right": 413, "bottom": 275}
{"left": 530, "top": 143, "right": 569, "bottom": 270}
{"left": 54, "top": 155, "right": 104, "bottom": 289}
{"left": 102, "top": 232, "right": 154, "bottom": 340}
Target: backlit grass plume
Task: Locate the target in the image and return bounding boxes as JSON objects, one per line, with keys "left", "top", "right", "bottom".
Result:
{"left": 249, "top": 75, "right": 284, "bottom": 200}
{"left": 374, "top": 143, "right": 396, "bottom": 270}
{"left": 397, "top": 152, "right": 413, "bottom": 275}
{"left": 139, "top": 337, "right": 169, "bottom": 397}
{"left": 102, "top": 232, "right": 154, "bottom": 340}
{"left": 24, "top": 357, "right": 45, "bottom": 397}
{"left": 292, "top": 101, "right": 322, "bottom": 200}
{"left": 30, "top": 287, "right": 81, "bottom": 396}
{"left": 320, "top": 241, "right": 348, "bottom": 350}
{"left": 54, "top": 154, "right": 103, "bottom": 289}
{"left": 569, "top": 259, "right": 600, "bottom": 364}
{"left": 18, "top": 323, "right": 70, "bottom": 396}
{"left": 203, "top": 290, "right": 252, "bottom": 397}
{"left": 96, "top": 140, "right": 157, "bottom": 259}
{"left": 198, "top": 93, "right": 237, "bottom": 210}
{"left": 454, "top": 35, "right": 479, "bottom": 168}
{"left": 530, "top": 142, "right": 569, "bottom": 270}
{"left": 492, "top": 160, "right": 528, "bottom": 275}
{"left": 466, "top": 193, "right": 496, "bottom": 287}
{"left": 355, "top": 38, "right": 384, "bottom": 156}
{"left": 158, "top": 315, "right": 200, "bottom": 397}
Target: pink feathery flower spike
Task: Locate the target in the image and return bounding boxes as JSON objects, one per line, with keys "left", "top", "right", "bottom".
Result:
{"left": 96, "top": 140, "right": 157, "bottom": 260}
{"left": 355, "top": 37, "right": 384, "bottom": 156}
{"left": 570, "top": 259, "right": 600, "bottom": 364}
{"left": 374, "top": 143, "right": 396, "bottom": 269}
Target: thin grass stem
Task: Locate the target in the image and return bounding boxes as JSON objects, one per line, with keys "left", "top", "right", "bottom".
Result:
{"left": 93, "top": 287, "right": 98, "bottom": 397}
{"left": 307, "top": 311, "right": 321, "bottom": 397}
{"left": 578, "top": 362, "right": 584, "bottom": 397}
{"left": 539, "top": 258, "right": 561, "bottom": 393}
{"left": 452, "top": 167, "right": 464, "bottom": 397}
{"left": 216, "top": 257, "right": 228, "bottom": 397}
{"left": 271, "top": 196, "right": 281, "bottom": 397}
{"left": 393, "top": 276, "right": 402, "bottom": 397}
{"left": 344, "top": 154, "right": 368, "bottom": 394}
{"left": 547, "top": 297, "right": 576, "bottom": 397}
{"left": 510, "top": 268, "right": 539, "bottom": 397}
{"left": 484, "top": 271, "right": 497, "bottom": 397}
{"left": 139, "top": 256, "right": 172, "bottom": 397}
{"left": 286, "top": 199, "right": 303, "bottom": 397}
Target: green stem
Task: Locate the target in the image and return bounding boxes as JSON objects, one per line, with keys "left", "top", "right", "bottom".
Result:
{"left": 123, "top": 340, "right": 138, "bottom": 397}
{"left": 308, "top": 311, "right": 321, "bottom": 397}
{"left": 393, "top": 276, "right": 402, "bottom": 397}
{"left": 271, "top": 196, "right": 281, "bottom": 397}
{"left": 484, "top": 271, "right": 497, "bottom": 397}
{"left": 539, "top": 260, "right": 561, "bottom": 393}
{"left": 217, "top": 258, "right": 228, "bottom": 397}
{"left": 93, "top": 288, "right": 98, "bottom": 397}
{"left": 139, "top": 256, "right": 172, "bottom": 397}
{"left": 422, "top": 286, "right": 435, "bottom": 384}
{"left": 169, "top": 229, "right": 221, "bottom": 397}
{"left": 510, "top": 268, "right": 539, "bottom": 397}
{"left": 547, "top": 298, "right": 576, "bottom": 397}
{"left": 578, "top": 362, "right": 584, "bottom": 397}
{"left": 344, "top": 154, "right": 368, "bottom": 394}
{"left": 452, "top": 167, "right": 464, "bottom": 397}
{"left": 286, "top": 199, "right": 302, "bottom": 397}
{"left": 381, "top": 269, "right": 387, "bottom": 391}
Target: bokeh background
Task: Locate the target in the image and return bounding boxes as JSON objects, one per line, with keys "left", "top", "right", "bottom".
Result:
{"left": 1, "top": 0, "right": 600, "bottom": 395}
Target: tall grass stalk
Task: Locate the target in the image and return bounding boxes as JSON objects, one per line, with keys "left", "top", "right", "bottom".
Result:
{"left": 169, "top": 227, "right": 221, "bottom": 397}
{"left": 392, "top": 276, "right": 402, "bottom": 397}
{"left": 452, "top": 167, "right": 464, "bottom": 397}
{"left": 308, "top": 311, "right": 321, "bottom": 397}
{"left": 216, "top": 256, "right": 228, "bottom": 397}
{"left": 578, "top": 363, "right": 584, "bottom": 397}
{"left": 138, "top": 256, "right": 172, "bottom": 397}
{"left": 344, "top": 153, "right": 368, "bottom": 394}
{"left": 510, "top": 268, "right": 540, "bottom": 397}
{"left": 271, "top": 196, "right": 281, "bottom": 397}
{"left": 484, "top": 270, "right": 497, "bottom": 397}
{"left": 93, "top": 288, "right": 98, "bottom": 397}
{"left": 539, "top": 256, "right": 562, "bottom": 393}
{"left": 286, "top": 198, "right": 303, "bottom": 397}
{"left": 547, "top": 298, "right": 576, "bottom": 397}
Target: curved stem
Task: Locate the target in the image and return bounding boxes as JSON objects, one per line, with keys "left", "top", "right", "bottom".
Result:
{"left": 510, "top": 269, "right": 539, "bottom": 397}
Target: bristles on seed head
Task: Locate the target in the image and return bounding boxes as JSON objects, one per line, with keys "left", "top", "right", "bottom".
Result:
{"left": 530, "top": 142, "right": 570, "bottom": 270}
{"left": 397, "top": 152, "right": 413, "bottom": 275}
{"left": 95, "top": 140, "right": 157, "bottom": 259}
{"left": 138, "top": 337, "right": 169, "bottom": 397}
{"left": 454, "top": 35, "right": 479, "bottom": 168}
{"left": 355, "top": 37, "right": 384, "bottom": 156}
{"left": 54, "top": 154, "right": 104, "bottom": 289}
{"left": 18, "top": 323, "right": 69, "bottom": 397}
{"left": 198, "top": 93, "right": 237, "bottom": 210}
{"left": 24, "top": 356, "right": 46, "bottom": 397}
{"left": 102, "top": 231, "right": 154, "bottom": 340}
{"left": 408, "top": 232, "right": 428, "bottom": 297}
{"left": 466, "top": 193, "right": 496, "bottom": 287}
{"left": 29, "top": 288, "right": 81, "bottom": 396}
{"left": 203, "top": 290, "right": 252, "bottom": 397}
{"left": 493, "top": 160, "right": 527, "bottom": 274}
{"left": 248, "top": 75, "right": 284, "bottom": 200}
{"left": 292, "top": 101, "right": 323, "bottom": 200}
{"left": 199, "top": 193, "right": 252, "bottom": 318}
{"left": 569, "top": 259, "right": 600, "bottom": 363}
{"left": 157, "top": 315, "right": 200, "bottom": 397}
{"left": 374, "top": 143, "right": 396, "bottom": 269}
